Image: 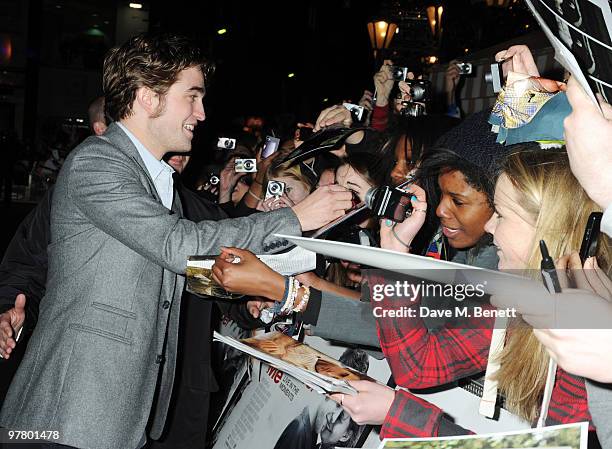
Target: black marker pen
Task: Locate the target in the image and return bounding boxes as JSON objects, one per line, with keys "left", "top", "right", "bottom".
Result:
{"left": 539, "top": 240, "right": 562, "bottom": 293}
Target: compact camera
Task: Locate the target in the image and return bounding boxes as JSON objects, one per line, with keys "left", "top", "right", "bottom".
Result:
{"left": 265, "top": 180, "right": 286, "bottom": 200}
{"left": 208, "top": 174, "right": 220, "bottom": 185}
{"left": 391, "top": 66, "right": 409, "bottom": 82}
{"left": 234, "top": 158, "right": 257, "bottom": 173}
{"left": 405, "top": 79, "right": 431, "bottom": 102}
{"left": 342, "top": 102, "right": 365, "bottom": 121}
{"left": 456, "top": 62, "right": 473, "bottom": 75}
{"left": 217, "top": 137, "right": 236, "bottom": 150}
{"left": 262, "top": 136, "right": 280, "bottom": 158}
{"left": 485, "top": 60, "right": 505, "bottom": 93}
{"left": 364, "top": 185, "right": 413, "bottom": 223}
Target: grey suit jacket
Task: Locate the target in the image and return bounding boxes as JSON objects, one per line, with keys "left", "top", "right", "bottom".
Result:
{"left": 0, "top": 123, "right": 301, "bottom": 449}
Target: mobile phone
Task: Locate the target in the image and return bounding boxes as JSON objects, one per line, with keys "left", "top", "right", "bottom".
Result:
{"left": 579, "top": 212, "right": 603, "bottom": 263}
{"left": 262, "top": 136, "right": 280, "bottom": 158}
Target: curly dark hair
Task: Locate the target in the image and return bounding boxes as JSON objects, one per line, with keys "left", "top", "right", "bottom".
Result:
{"left": 102, "top": 32, "right": 214, "bottom": 121}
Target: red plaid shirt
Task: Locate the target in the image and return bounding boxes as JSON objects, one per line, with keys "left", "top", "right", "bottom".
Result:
{"left": 367, "top": 273, "right": 592, "bottom": 439}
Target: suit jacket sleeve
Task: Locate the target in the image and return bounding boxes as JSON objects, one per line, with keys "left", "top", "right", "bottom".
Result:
{"left": 0, "top": 188, "right": 52, "bottom": 334}
{"left": 65, "top": 145, "right": 302, "bottom": 274}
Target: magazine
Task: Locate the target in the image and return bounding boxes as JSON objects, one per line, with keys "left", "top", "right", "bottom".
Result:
{"left": 524, "top": 0, "right": 612, "bottom": 104}
{"left": 211, "top": 346, "right": 389, "bottom": 449}
{"left": 379, "top": 421, "right": 587, "bottom": 449}
{"left": 213, "top": 331, "right": 378, "bottom": 395}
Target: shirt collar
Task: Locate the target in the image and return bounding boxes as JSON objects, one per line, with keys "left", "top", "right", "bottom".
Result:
{"left": 117, "top": 122, "right": 174, "bottom": 181}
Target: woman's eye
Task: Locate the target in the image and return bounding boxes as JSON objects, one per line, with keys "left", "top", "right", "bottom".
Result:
{"left": 452, "top": 199, "right": 463, "bottom": 206}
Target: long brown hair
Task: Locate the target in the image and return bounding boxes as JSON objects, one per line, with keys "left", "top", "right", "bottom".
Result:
{"left": 494, "top": 148, "right": 611, "bottom": 421}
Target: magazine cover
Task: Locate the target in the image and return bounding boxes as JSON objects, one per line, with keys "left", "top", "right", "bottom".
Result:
{"left": 214, "top": 331, "right": 377, "bottom": 394}
{"left": 379, "top": 421, "right": 587, "bottom": 449}
{"left": 211, "top": 348, "right": 384, "bottom": 449}
{"left": 524, "top": 0, "right": 612, "bottom": 103}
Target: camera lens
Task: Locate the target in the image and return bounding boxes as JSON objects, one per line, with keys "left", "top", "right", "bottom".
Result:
{"left": 269, "top": 182, "right": 281, "bottom": 195}
{"left": 411, "top": 84, "right": 426, "bottom": 101}
{"left": 224, "top": 140, "right": 231, "bottom": 148}
{"left": 244, "top": 160, "right": 254, "bottom": 170}
{"left": 364, "top": 187, "right": 378, "bottom": 209}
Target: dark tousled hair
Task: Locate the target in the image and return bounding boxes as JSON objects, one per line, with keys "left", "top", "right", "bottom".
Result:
{"left": 102, "top": 33, "right": 214, "bottom": 121}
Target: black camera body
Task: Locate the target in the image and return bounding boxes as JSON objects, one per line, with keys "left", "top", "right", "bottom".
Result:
{"left": 456, "top": 62, "right": 473, "bottom": 75}
{"left": 406, "top": 79, "right": 431, "bottom": 102}
{"left": 365, "top": 185, "right": 413, "bottom": 223}
{"left": 391, "top": 66, "right": 409, "bottom": 81}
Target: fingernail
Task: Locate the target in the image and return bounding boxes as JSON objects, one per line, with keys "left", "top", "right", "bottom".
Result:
{"left": 411, "top": 195, "right": 417, "bottom": 202}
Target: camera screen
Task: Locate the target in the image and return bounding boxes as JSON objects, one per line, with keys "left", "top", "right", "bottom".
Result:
{"left": 262, "top": 136, "right": 280, "bottom": 158}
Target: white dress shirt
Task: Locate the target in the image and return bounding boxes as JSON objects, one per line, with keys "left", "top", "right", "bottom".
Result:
{"left": 117, "top": 122, "right": 175, "bottom": 210}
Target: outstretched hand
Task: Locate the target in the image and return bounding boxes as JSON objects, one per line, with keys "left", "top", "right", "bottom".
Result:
{"left": 212, "top": 247, "right": 286, "bottom": 301}
{"left": 0, "top": 294, "right": 26, "bottom": 359}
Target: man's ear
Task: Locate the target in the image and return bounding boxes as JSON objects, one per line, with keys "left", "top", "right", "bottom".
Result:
{"left": 92, "top": 121, "right": 107, "bottom": 136}
{"left": 135, "top": 86, "right": 160, "bottom": 116}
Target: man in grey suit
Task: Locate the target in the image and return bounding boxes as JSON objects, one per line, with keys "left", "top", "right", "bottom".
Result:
{"left": 0, "top": 33, "right": 352, "bottom": 449}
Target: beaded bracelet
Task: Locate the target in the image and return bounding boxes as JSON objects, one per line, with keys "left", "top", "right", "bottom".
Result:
{"left": 281, "top": 278, "right": 300, "bottom": 315}
{"left": 293, "top": 285, "right": 311, "bottom": 313}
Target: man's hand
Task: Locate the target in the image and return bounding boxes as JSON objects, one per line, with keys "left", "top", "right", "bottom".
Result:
{"left": 495, "top": 45, "right": 540, "bottom": 78}
{"left": 373, "top": 60, "right": 395, "bottom": 107}
{"left": 0, "top": 294, "right": 26, "bottom": 359}
{"left": 329, "top": 380, "right": 395, "bottom": 425}
{"left": 313, "top": 105, "right": 353, "bottom": 132}
{"left": 212, "top": 247, "right": 286, "bottom": 301}
{"left": 564, "top": 76, "right": 612, "bottom": 210}
{"left": 291, "top": 185, "right": 353, "bottom": 232}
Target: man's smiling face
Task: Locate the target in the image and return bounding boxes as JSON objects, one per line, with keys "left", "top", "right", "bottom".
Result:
{"left": 149, "top": 66, "right": 205, "bottom": 154}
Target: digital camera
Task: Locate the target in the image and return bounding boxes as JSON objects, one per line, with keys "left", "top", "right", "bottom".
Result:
{"left": 262, "top": 136, "right": 280, "bottom": 158}
{"left": 217, "top": 137, "right": 236, "bottom": 150}
{"left": 364, "top": 185, "right": 413, "bottom": 223}
{"left": 342, "top": 102, "right": 365, "bottom": 121}
{"left": 405, "top": 79, "right": 431, "bottom": 102}
{"left": 265, "top": 180, "right": 286, "bottom": 200}
{"left": 391, "top": 66, "right": 409, "bottom": 81}
{"left": 456, "top": 62, "right": 473, "bottom": 75}
{"left": 235, "top": 158, "right": 257, "bottom": 173}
